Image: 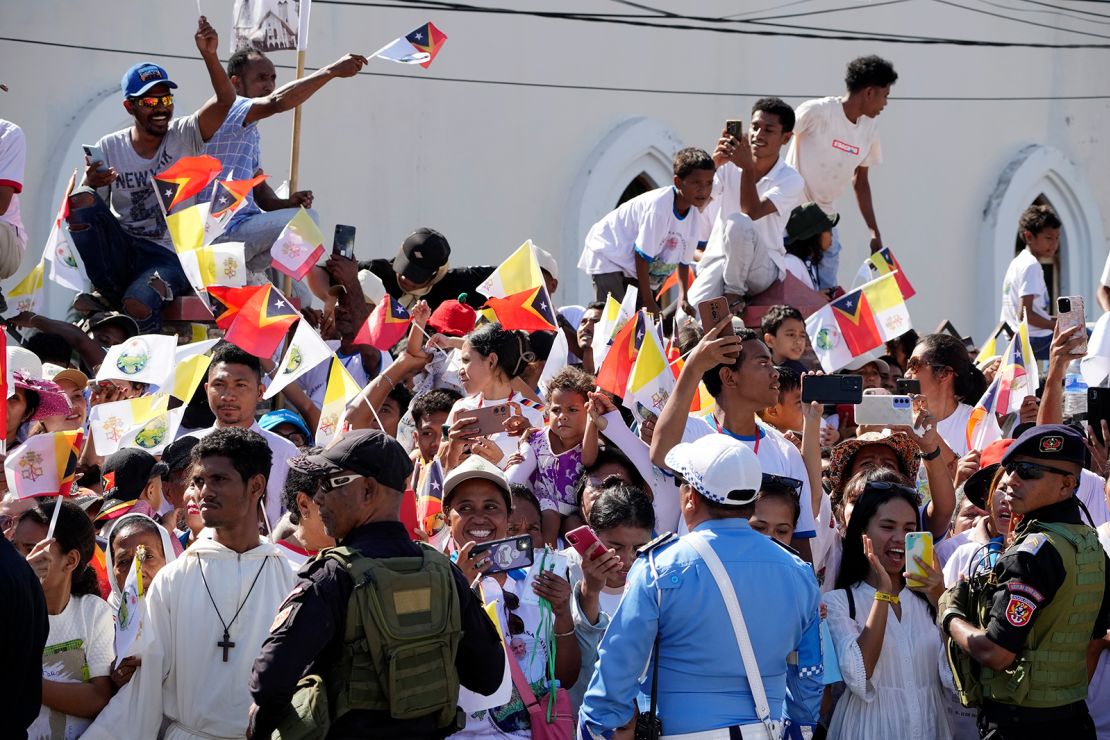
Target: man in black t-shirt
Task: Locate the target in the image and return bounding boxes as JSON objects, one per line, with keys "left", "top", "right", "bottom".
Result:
{"left": 362, "top": 228, "right": 493, "bottom": 311}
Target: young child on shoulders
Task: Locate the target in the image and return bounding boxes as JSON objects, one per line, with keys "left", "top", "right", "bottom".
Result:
{"left": 507, "top": 367, "right": 598, "bottom": 547}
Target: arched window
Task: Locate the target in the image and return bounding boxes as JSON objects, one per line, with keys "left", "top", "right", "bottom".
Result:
{"left": 564, "top": 117, "right": 685, "bottom": 304}
{"left": 979, "top": 145, "right": 1105, "bottom": 342}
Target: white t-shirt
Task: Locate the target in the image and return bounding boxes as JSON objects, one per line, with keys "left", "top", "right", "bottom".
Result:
{"left": 935, "top": 402, "right": 975, "bottom": 457}
{"left": 784, "top": 254, "right": 817, "bottom": 290}
{"left": 95, "top": 114, "right": 205, "bottom": 252}
{"left": 786, "top": 96, "right": 883, "bottom": 213}
{"left": 681, "top": 415, "right": 817, "bottom": 538}
{"left": 577, "top": 186, "right": 710, "bottom": 287}
{"left": 29, "top": 594, "right": 115, "bottom": 740}
{"left": 0, "top": 119, "right": 26, "bottom": 244}
{"left": 1100, "top": 252, "right": 1110, "bottom": 289}
{"left": 703, "top": 158, "right": 806, "bottom": 264}
{"left": 1000, "top": 248, "right": 1052, "bottom": 338}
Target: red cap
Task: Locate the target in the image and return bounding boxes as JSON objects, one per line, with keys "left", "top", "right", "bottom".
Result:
{"left": 981, "top": 438, "right": 1015, "bottom": 467}
{"left": 428, "top": 300, "right": 476, "bottom": 337}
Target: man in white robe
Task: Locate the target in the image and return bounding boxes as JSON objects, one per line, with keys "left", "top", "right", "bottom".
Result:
{"left": 84, "top": 428, "right": 296, "bottom": 740}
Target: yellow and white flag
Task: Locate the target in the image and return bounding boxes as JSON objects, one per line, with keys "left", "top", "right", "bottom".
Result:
{"left": 478, "top": 239, "right": 546, "bottom": 298}
{"left": 270, "top": 208, "right": 325, "bottom": 280}
{"left": 179, "top": 241, "right": 247, "bottom": 294}
{"left": 88, "top": 395, "right": 170, "bottom": 457}
{"left": 119, "top": 405, "right": 185, "bottom": 455}
{"left": 166, "top": 203, "right": 208, "bottom": 253}
{"left": 264, "top": 320, "right": 334, "bottom": 400}
{"left": 114, "top": 546, "right": 152, "bottom": 660}
{"left": 315, "top": 358, "right": 362, "bottom": 445}
{"left": 169, "top": 354, "right": 212, "bottom": 402}
{"left": 4, "top": 260, "right": 44, "bottom": 318}
{"left": 3, "top": 430, "right": 82, "bottom": 499}
{"left": 43, "top": 169, "right": 87, "bottom": 292}
{"left": 623, "top": 320, "right": 673, "bottom": 425}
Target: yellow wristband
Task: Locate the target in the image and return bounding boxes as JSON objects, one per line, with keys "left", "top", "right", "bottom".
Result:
{"left": 874, "top": 591, "right": 900, "bottom": 605}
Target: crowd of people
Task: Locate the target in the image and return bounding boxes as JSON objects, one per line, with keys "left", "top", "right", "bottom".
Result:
{"left": 1, "top": 16, "right": 1109, "bottom": 740}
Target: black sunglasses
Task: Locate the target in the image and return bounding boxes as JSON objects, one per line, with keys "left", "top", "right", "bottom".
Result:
{"left": 1003, "top": 460, "right": 1073, "bottom": 480}
{"left": 863, "top": 481, "right": 920, "bottom": 497}
{"left": 761, "top": 474, "right": 803, "bottom": 494}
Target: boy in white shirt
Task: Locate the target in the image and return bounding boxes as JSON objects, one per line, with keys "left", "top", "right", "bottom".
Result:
{"left": 688, "top": 97, "right": 805, "bottom": 316}
{"left": 1000, "top": 204, "right": 1061, "bottom": 359}
{"left": 577, "top": 147, "right": 714, "bottom": 315}
{"left": 787, "top": 55, "right": 898, "bottom": 290}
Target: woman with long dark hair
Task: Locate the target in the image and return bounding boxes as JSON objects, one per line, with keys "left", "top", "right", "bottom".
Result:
{"left": 13, "top": 500, "right": 114, "bottom": 738}
{"left": 905, "top": 333, "right": 988, "bottom": 457}
{"left": 822, "top": 469, "right": 952, "bottom": 739}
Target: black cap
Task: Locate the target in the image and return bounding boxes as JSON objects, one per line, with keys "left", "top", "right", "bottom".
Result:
{"left": 785, "top": 202, "right": 839, "bottom": 245}
{"left": 161, "top": 435, "right": 200, "bottom": 475}
{"left": 102, "top": 448, "right": 168, "bottom": 504}
{"left": 1002, "top": 423, "right": 1090, "bottom": 469}
{"left": 82, "top": 311, "right": 139, "bottom": 341}
{"left": 393, "top": 228, "right": 450, "bottom": 285}
{"left": 289, "top": 429, "right": 414, "bottom": 491}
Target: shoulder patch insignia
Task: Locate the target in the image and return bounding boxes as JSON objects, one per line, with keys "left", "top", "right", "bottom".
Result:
{"left": 270, "top": 604, "right": 295, "bottom": 633}
{"left": 1014, "top": 533, "right": 1047, "bottom": 557}
{"left": 637, "top": 531, "right": 677, "bottom": 557}
{"left": 1006, "top": 581, "right": 1045, "bottom": 603}
{"left": 1005, "top": 594, "right": 1036, "bottom": 627}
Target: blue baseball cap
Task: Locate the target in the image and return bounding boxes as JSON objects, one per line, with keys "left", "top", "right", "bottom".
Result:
{"left": 121, "top": 62, "right": 178, "bottom": 99}
{"left": 259, "top": 409, "right": 312, "bottom": 442}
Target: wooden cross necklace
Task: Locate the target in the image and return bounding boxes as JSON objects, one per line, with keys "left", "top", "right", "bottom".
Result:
{"left": 197, "top": 557, "right": 269, "bottom": 662}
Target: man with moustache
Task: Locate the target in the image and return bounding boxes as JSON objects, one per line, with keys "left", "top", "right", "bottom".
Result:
{"left": 66, "top": 16, "right": 234, "bottom": 330}
{"left": 940, "top": 425, "right": 1110, "bottom": 739}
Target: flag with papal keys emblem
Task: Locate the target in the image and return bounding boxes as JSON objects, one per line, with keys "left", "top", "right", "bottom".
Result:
{"left": 232, "top": 0, "right": 310, "bottom": 52}
{"left": 264, "top": 319, "right": 334, "bottom": 399}
{"left": 225, "top": 284, "right": 300, "bottom": 358}
{"left": 97, "top": 334, "right": 177, "bottom": 385}
{"left": 4, "top": 430, "right": 82, "bottom": 499}
{"left": 270, "top": 207, "right": 325, "bottom": 280}
{"left": 3, "top": 259, "right": 44, "bottom": 318}
{"left": 806, "top": 272, "right": 911, "bottom": 372}
{"left": 152, "top": 155, "right": 222, "bottom": 215}
{"left": 315, "top": 357, "right": 362, "bottom": 445}
{"left": 853, "top": 246, "right": 915, "bottom": 299}
{"left": 88, "top": 395, "right": 170, "bottom": 457}
{"left": 623, "top": 316, "right": 673, "bottom": 425}
{"left": 179, "top": 241, "right": 247, "bottom": 294}
{"left": 370, "top": 22, "right": 447, "bottom": 68}
{"left": 43, "top": 169, "right": 87, "bottom": 292}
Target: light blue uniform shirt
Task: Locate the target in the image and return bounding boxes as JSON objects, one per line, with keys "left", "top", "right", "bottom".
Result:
{"left": 579, "top": 518, "right": 822, "bottom": 738}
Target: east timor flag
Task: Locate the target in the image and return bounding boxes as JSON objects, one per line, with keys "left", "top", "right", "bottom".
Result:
{"left": 830, "top": 289, "right": 882, "bottom": 357}
{"left": 484, "top": 286, "right": 557, "bottom": 332}
{"left": 225, "top": 285, "right": 299, "bottom": 358}
{"left": 205, "top": 285, "right": 265, "bottom": 330}
{"left": 354, "top": 296, "right": 412, "bottom": 350}
{"left": 405, "top": 22, "right": 448, "bottom": 68}
{"left": 153, "top": 155, "right": 222, "bottom": 213}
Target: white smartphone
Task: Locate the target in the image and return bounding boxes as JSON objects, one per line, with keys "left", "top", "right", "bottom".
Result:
{"left": 1057, "top": 295, "right": 1087, "bottom": 355}
{"left": 82, "top": 144, "right": 108, "bottom": 173}
{"left": 905, "top": 531, "right": 934, "bottom": 584}
{"left": 854, "top": 395, "right": 914, "bottom": 427}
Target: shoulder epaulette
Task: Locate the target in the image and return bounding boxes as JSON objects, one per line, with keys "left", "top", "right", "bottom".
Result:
{"left": 637, "top": 531, "right": 677, "bottom": 557}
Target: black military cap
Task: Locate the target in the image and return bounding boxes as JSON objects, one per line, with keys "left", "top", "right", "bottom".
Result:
{"left": 289, "top": 429, "right": 414, "bottom": 491}
{"left": 1002, "top": 423, "right": 1090, "bottom": 469}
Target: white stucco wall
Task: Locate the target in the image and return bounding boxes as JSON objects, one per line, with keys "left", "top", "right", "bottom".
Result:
{"left": 4, "top": 1, "right": 1109, "bottom": 343}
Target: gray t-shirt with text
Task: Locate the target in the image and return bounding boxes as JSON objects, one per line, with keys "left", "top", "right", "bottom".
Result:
{"left": 96, "top": 114, "right": 204, "bottom": 251}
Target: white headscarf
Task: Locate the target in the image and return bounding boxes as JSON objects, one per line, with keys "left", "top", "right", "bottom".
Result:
{"left": 103, "top": 512, "right": 178, "bottom": 610}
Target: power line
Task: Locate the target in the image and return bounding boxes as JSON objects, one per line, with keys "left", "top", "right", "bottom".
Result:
{"left": 931, "top": 0, "right": 1110, "bottom": 39}
{"left": 5, "top": 34, "right": 1110, "bottom": 100}
{"left": 1019, "top": 0, "right": 1110, "bottom": 17}
{"left": 978, "top": 0, "right": 1110, "bottom": 24}
{"left": 313, "top": 0, "right": 1110, "bottom": 47}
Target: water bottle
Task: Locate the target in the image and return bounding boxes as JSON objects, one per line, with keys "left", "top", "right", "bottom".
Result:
{"left": 1063, "top": 373, "right": 1088, "bottom": 421}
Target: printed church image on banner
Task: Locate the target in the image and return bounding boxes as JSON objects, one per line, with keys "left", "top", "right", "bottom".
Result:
{"left": 232, "top": 0, "right": 301, "bottom": 52}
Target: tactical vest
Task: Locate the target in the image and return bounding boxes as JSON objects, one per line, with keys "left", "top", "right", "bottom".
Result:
{"left": 981, "top": 521, "right": 1105, "bottom": 708}
{"left": 322, "top": 544, "right": 463, "bottom": 728}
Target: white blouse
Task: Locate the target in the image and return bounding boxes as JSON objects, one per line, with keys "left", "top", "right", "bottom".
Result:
{"left": 822, "top": 581, "right": 953, "bottom": 740}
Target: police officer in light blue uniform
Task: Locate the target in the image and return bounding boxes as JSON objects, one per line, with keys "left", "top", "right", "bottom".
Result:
{"left": 580, "top": 434, "right": 822, "bottom": 740}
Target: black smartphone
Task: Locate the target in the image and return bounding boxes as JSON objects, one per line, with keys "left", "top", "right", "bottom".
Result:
{"left": 332, "top": 224, "right": 356, "bottom": 259}
{"left": 725, "top": 119, "right": 743, "bottom": 140}
{"left": 470, "top": 535, "right": 535, "bottom": 574}
{"left": 895, "top": 378, "right": 921, "bottom": 395}
{"left": 800, "top": 374, "right": 864, "bottom": 405}
{"left": 1089, "top": 387, "right": 1110, "bottom": 444}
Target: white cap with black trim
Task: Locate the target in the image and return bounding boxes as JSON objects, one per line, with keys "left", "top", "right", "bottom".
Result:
{"left": 664, "top": 434, "right": 762, "bottom": 506}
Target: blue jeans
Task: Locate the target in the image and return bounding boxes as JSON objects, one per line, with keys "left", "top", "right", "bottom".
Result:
{"left": 816, "top": 226, "right": 842, "bottom": 290}
{"left": 1029, "top": 332, "right": 1052, "bottom": 361}
{"left": 66, "top": 189, "right": 191, "bottom": 332}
